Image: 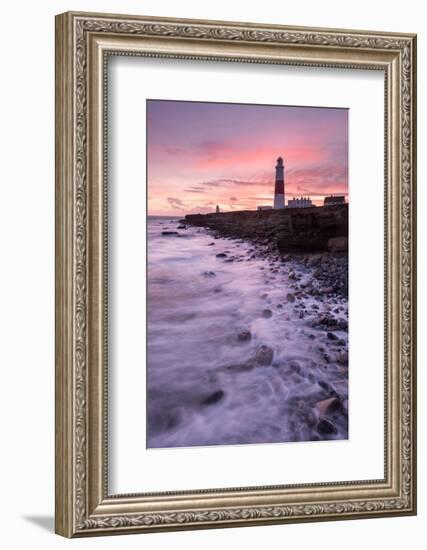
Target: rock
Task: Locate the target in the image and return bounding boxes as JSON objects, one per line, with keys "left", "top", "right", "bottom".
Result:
{"left": 328, "top": 236, "right": 348, "bottom": 253}
{"left": 286, "top": 293, "right": 295, "bottom": 302}
{"left": 224, "top": 258, "right": 234, "bottom": 262}
{"left": 318, "top": 380, "right": 339, "bottom": 398}
{"left": 237, "top": 329, "right": 252, "bottom": 342}
{"left": 161, "top": 231, "right": 178, "bottom": 236}
{"left": 289, "top": 360, "right": 301, "bottom": 373}
{"left": 337, "top": 350, "right": 348, "bottom": 365}
{"left": 317, "top": 416, "right": 337, "bottom": 435}
{"left": 288, "top": 271, "right": 296, "bottom": 280}
{"left": 307, "top": 254, "right": 322, "bottom": 267}
{"left": 226, "top": 361, "right": 255, "bottom": 373}
{"left": 208, "top": 242, "right": 215, "bottom": 246}
{"left": 262, "top": 309, "right": 273, "bottom": 318}
{"left": 177, "top": 224, "right": 187, "bottom": 229}
{"left": 216, "top": 253, "right": 227, "bottom": 258}
{"left": 327, "top": 332, "right": 338, "bottom": 340}
{"left": 316, "top": 397, "right": 342, "bottom": 416}
{"left": 201, "top": 389, "right": 225, "bottom": 406}
{"left": 202, "top": 271, "right": 216, "bottom": 277}
{"left": 321, "top": 286, "right": 334, "bottom": 295}
{"left": 255, "top": 345, "right": 274, "bottom": 366}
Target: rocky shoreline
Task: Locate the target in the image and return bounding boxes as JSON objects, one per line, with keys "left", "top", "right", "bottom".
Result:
{"left": 157, "top": 216, "right": 349, "bottom": 444}
{"left": 185, "top": 204, "right": 348, "bottom": 254}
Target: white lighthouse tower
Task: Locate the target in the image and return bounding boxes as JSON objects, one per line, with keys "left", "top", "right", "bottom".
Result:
{"left": 273, "top": 157, "right": 285, "bottom": 209}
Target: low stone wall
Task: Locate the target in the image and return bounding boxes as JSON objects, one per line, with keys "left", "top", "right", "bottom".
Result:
{"left": 185, "top": 204, "right": 348, "bottom": 254}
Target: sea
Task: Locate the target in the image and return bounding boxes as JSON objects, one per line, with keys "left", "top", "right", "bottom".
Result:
{"left": 147, "top": 216, "right": 348, "bottom": 448}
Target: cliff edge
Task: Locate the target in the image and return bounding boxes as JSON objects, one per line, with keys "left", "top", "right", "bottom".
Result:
{"left": 185, "top": 204, "right": 348, "bottom": 254}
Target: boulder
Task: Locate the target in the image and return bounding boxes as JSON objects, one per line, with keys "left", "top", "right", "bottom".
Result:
{"left": 255, "top": 345, "right": 274, "bottom": 366}
{"left": 317, "top": 416, "right": 337, "bottom": 435}
{"left": 316, "top": 397, "right": 342, "bottom": 416}
{"left": 328, "top": 236, "right": 348, "bottom": 253}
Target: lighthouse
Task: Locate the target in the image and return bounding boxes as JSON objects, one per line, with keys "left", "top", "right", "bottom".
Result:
{"left": 274, "top": 157, "right": 285, "bottom": 209}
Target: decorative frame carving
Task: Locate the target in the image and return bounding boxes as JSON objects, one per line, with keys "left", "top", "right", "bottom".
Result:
{"left": 55, "top": 11, "right": 416, "bottom": 537}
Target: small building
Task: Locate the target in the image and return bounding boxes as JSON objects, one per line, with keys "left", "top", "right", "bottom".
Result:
{"left": 215, "top": 204, "right": 220, "bottom": 213}
{"left": 257, "top": 205, "right": 273, "bottom": 211}
{"left": 324, "top": 195, "right": 345, "bottom": 206}
{"left": 287, "top": 196, "right": 313, "bottom": 208}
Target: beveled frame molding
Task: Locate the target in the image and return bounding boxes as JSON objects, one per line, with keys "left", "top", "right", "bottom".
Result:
{"left": 55, "top": 11, "right": 417, "bottom": 538}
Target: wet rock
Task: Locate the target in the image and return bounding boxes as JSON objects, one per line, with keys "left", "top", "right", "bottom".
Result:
{"left": 201, "top": 389, "right": 225, "bottom": 406}
{"left": 337, "top": 350, "right": 349, "bottom": 365}
{"left": 255, "top": 345, "right": 274, "bottom": 366}
{"left": 286, "top": 293, "right": 295, "bottom": 303}
{"left": 316, "top": 397, "right": 342, "bottom": 416}
{"left": 177, "top": 224, "right": 187, "bottom": 229}
{"left": 161, "top": 231, "right": 178, "bottom": 236}
{"left": 328, "top": 236, "right": 348, "bottom": 253}
{"left": 149, "top": 409, "right": 181, "bottom": 435}
{"left": 202, "top": 271, "right": 216, "bottom": 277}
{"left": 307, "top": 254, "right": 322, "bottom": 267}
{"left": 262, "top": 309, "right": 273, "bottom": 319}
{"left": 317, "top": 416, "right": 337, "bottom": 435}
{"left": 327, "top": 332, "right": 338, "bottom": 340}
{"left": 321, "top": 286, "right": 334, "bottom": 295}
{"left": 226, "top": 361, "right": 255, "bottom": 373}
{"left": 224, "top": 258, "right": 234, "bottom": 262}
{"left": 237, "top": 329, "right": 252, "bottom": 342}
{"left": 318, "top": 380, "right": 339, "bottom": 398}
{"left": 289, "top": 360, "right": 301, "bottom": 373}
{"left": 208, "top": 242, "right": 215, "bottom": 246}
{"left": 288, "top": 271, "right": 296, "bottom": 280}
{"left": 216, "top": 253, "right": 227, "bottom": 258}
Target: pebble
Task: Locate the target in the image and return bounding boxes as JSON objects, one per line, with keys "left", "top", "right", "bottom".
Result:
{"left": 262, "top": 309, "right": 273, "bottom": 318}
{"left": 201, "top": 390, "right": 225, "bottom": 406}
{"left": 255, "top": 345, "right": 274, "bottom": 366}
{"left": 237, "top": 329, "right": 252, "bottom": 342}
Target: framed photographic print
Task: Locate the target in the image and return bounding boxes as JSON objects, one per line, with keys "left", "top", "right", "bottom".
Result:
{"left": 55, "top": 11, "right": 417, "bottom": 537}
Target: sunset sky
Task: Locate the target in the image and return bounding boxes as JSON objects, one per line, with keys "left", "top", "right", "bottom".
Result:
{"left": 147, "top": 100, "right": 348, "bottom": 216}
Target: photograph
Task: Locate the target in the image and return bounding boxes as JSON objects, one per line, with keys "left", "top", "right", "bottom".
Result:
{"left": 147, "top": 99, "right": 349, "bottom": 448}
{"left": 53, "top": 9, "right": 416, "bottom": 538}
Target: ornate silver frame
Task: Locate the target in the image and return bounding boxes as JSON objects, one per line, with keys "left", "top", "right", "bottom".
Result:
{"left": 55, "top": 11, "right": 417, "bottom": 537}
